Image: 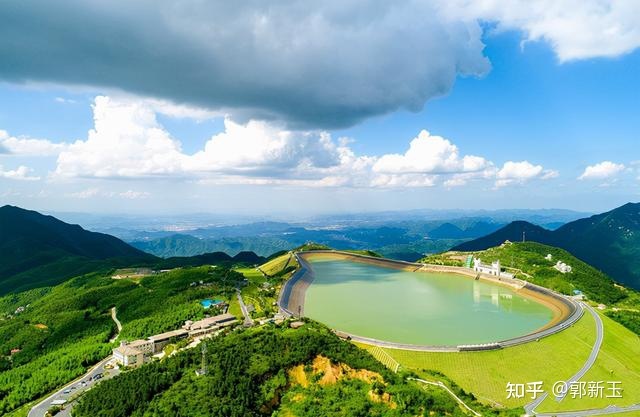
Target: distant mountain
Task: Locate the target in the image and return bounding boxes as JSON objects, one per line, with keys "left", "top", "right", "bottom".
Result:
{"left": 156, "top": 250, "right": 265, "bottom": 269}
{"left": 131, "top": 234, "right": 291, "bottom": 257}
{"left": 453, "top": 221, "right": 554, "bottom": 251}
{"left": 452, "top": 203, "right": 640, "bottom": 290}
{"left": 232, "top": 251, "right": 265, "bottom": 264}
{"left": 0, "top": 205, "right": 157, "bottom": 294}
{"left": 428, "top": 221, "right": 504, "bottom": 239}
{"left": 427, "top": 223, "right": 466, "bottom": 239}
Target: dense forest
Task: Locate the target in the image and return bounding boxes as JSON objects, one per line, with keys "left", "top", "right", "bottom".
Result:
{"left": 0, "top": 265, "right": 244, "bottom": 415}
{"left": 73, "top": 322, "right": 522, "bottom": 417}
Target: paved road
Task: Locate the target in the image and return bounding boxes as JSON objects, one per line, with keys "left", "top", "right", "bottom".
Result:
{"left": 108, "top": 306, "right": 122, "bottom": 343}
{"left": 525, "top": 302, "right": 612, "bottom": 416}
{"left": 236, "top": 289, "right": 254, "bottom": 326}
{"left": 555, "top": 303, "right": 604, "bottom": 401}
{"left": 28, "top": 356, "right": 119, "bottom": 417}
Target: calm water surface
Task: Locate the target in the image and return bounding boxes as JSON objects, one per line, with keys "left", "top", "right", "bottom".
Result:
{"left": 304, "top": 259, "right": 553, "bottom": 346}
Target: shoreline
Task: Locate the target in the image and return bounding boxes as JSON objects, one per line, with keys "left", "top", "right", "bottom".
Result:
{"left": 278, "top": 250, "right": 582, "bottom": 352}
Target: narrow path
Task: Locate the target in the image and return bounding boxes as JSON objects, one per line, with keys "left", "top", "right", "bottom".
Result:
{"left": 409, "top": 377, "right": 481, "bottom": 416}
{"left": 109, "top": 306, "right": 122, "bottom": 343}
{"left": 236, "top": 289, "right": 254, "bottom": 326}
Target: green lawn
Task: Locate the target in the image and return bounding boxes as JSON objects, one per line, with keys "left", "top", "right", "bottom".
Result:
{"left": 359, "top": 310, "right": 640, "bottom": 413}
{"left": 235, "top": 267, "right": 279, "bottom": 318}
{"left": 235, "top": 267, "right": 265, "bottom": 284}
{"left": 370, "top": 313, "right": 596, "bottom": 409}
{"left": 227, "top": 297, "right": 242, "bottom": 319}
{"left": 536, "top": 312, "right": 640, "bottom": 413}
{"left": 260, "top": 253, "right": 295, "bottom": 276}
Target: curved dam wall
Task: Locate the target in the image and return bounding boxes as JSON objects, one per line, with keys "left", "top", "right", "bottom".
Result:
{"left": 278, "top": 250, "right": 583, "bottom": 352}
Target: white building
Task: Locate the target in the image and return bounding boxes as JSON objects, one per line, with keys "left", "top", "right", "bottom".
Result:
{"left": 128, "top": 339, "right": 154, "bottom": 355}
{"left": 545, "top": 254, "right": 553, "bottom": 261}
{"left": 472, "top": 258, "right": 514, "bottom": 279}
{"left": 554, "top": 261, "right": 572, "bottom": 273}
{"left": 182, "top": 313, "right": 237, "bottom": 338}
{"left": 113, "top": 342, "right": 145, "bottom": 367}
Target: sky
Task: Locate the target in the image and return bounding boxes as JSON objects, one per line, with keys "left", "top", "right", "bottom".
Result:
{"left": 0, "top": 1, "right": 639, "bottom": 215}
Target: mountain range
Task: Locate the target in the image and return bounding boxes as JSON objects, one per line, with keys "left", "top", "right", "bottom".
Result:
{"left": 0, "top": 205, "right": 156, "bottom": 294}
{"left": 0, "top": 205, "right": 265, "bottom": 295}
{"left": 454, "top": 202, "right": 640, "bottom": 289}
{"left": 4, "top": 202, "right": 640, "bottom": 293}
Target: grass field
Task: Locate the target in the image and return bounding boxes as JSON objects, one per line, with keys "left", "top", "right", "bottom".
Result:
{"left": 536, "top": 312, "right": 640, "bottom": 413}
{"left": 235, "top": 267, "right": 279, "bottom": 319}
{"left": 358, "top": 310, "right": 640, "bottom": 413}
{"left": 260, "top": 253, "right": 296, "bottom": 276}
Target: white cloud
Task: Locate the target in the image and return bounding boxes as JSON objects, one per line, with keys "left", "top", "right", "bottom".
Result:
{"left": 372, "top": 130, "right": 491, "bottom": 175}
{"left": 495, "top": 161, "right": 557, "bottom": 187}
{"left": 49, "top": 96, "right": 559, "bottom": 191}
{"left": 55, "top": 96, "right": 186, "bottom": 178}
{"left": 55, "top": 97, "right": 76, "bottom": 104}
{"left": 0, "top": 165, "right": 40, "bottom": 181}
{"left": 54, "top": 96, "right": 344, "bottom": 180}
{"left": 442, "top": 0, "right": 640, "bottom": 61}
{"left": 66, "top": 188, "right": 101, "bottom": 199}
{"left": 66, "top": 187, "right": 151, "bottom": 199}
{"left": 370, "top": 173, "right": 438, "bottom": 188}
{"left": 0, "top": 130, "right": 67, "bottom": 156}
{"left": 578, "top": 161, "right": 625, "bottom": 180}
{"left": 187, "top": 119, "right": 341, "bottom": 176}
{"left": 119, "top": 190, "right": 151, "bottom": 199}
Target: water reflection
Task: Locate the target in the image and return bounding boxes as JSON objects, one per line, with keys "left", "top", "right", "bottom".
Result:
{"left": 473, "top": 280, "right": 513, "bottom": 310}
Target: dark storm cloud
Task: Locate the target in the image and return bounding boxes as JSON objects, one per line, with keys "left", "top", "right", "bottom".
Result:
{"left": 0, "top": 0, "right": 489, "bottom": 128}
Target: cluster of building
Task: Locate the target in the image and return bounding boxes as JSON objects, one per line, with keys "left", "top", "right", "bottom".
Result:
{"left": 554, "top": 261, "right": 572, "bottom": 273}
{"left": 545, "top": 254, "right": 573, "bottom": 273}
{"left": 113, "top": 313, "right": 237, "bottom": 367}
{"left": 472, "top": 258, "right": 515, "bottom": 279}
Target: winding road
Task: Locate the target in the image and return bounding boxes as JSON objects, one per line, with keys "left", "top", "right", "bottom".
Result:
{"left": 524, "top": 303, "right": 640, "bottom": 416}
{"left": 108, "top": 306, "right": 122, "bottom": 343}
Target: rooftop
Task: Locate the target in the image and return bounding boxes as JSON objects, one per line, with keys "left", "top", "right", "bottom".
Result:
{"left": 114, "top": 345, "right": 143, "bottom": 356}
{"left": 148, "top": 329, "right": 188, "bottom": 342}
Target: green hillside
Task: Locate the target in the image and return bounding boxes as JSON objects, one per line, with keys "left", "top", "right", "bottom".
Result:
{"left": 453, "top": 202, "right": 640, "bottom": 290}
{"left": 0, "top": 205, "right": 157, "bottom": 295}
{"left": 0, "top": 265, "right": 245, "bottom": 415}
{"left": 73, "top": 321, "right": 521, "bottom": 417}
{"left": 427, "top": 241, "right": 626, "bottom": 303}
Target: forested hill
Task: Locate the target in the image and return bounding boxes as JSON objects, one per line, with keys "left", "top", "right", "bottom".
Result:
{"left": 0, "top": 205, "right": 157, "bottom": 294}
{"left": 452, "top": 202, "right": 640, "bottom": 289}
{"left": 73, "top": 322, "right": 520, "bottom": 417}
{"left": 0, "top": 206, "right": 271, "bottom": 295}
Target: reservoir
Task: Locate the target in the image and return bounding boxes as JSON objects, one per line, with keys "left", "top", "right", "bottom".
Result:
{"left": 303, "top": 257, "right": 555, "bottom": 346}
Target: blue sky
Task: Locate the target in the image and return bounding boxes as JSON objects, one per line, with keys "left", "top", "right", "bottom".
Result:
{"left": 0, "top": 1, "right": 639, "bottom": 215}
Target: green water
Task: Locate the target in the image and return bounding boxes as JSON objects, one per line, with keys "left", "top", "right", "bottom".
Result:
{"left": 304, "top": 259, "right": 554, "bottom": 346}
